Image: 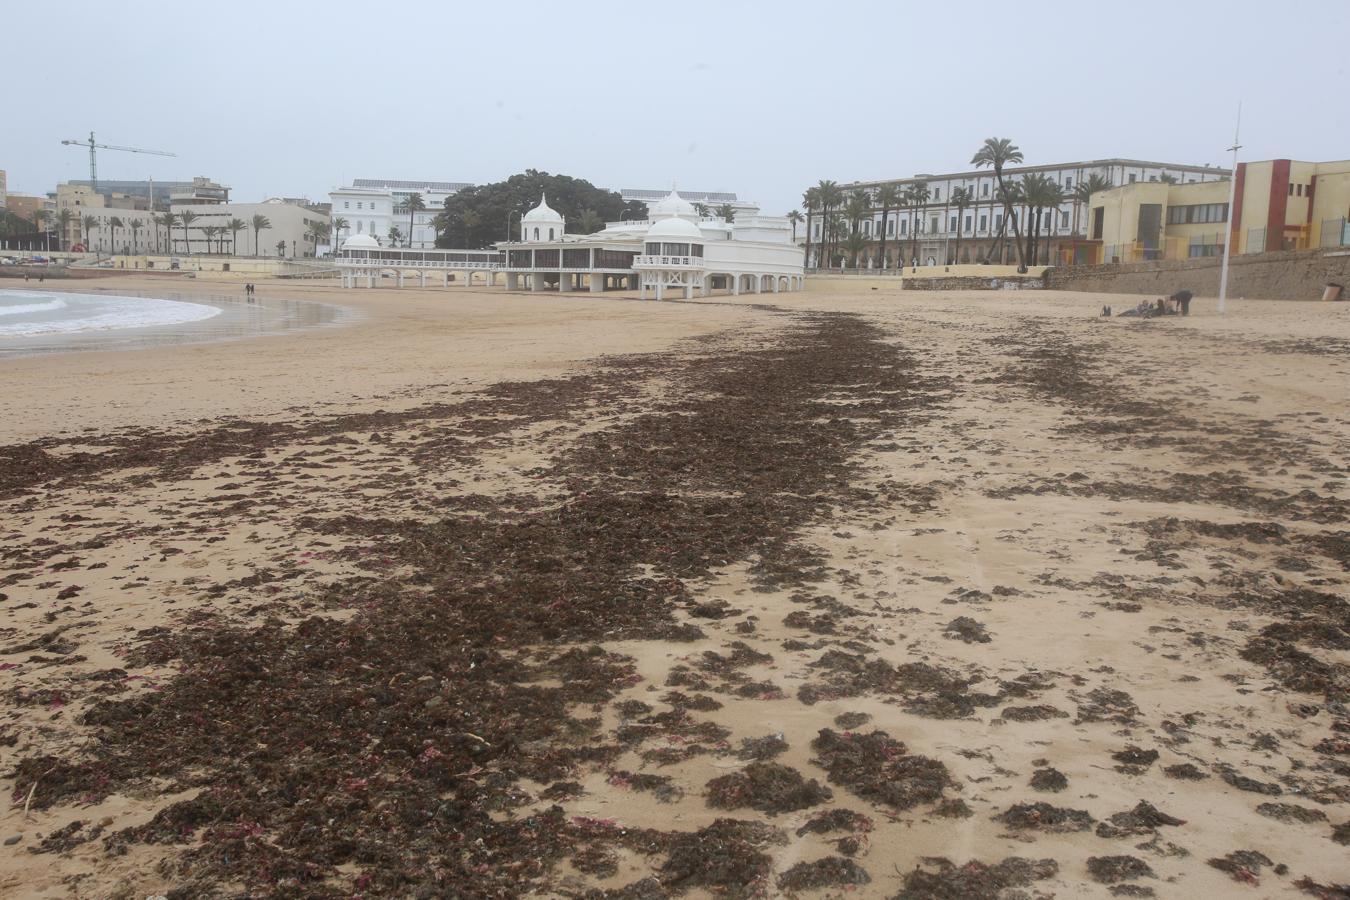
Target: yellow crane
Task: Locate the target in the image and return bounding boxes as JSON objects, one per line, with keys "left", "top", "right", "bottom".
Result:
{"left": 60, "top": 131, "right": 176, "bottom": 197}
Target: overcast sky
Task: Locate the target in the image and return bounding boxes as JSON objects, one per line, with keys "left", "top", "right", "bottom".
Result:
{"left": 7, "top": 0, "right": 1347, "bottom": 214}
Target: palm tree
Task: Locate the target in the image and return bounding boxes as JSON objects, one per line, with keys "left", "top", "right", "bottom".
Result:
{"left": 1071, "top": 173, "right": 1112, "bottom": 239}
{"left": 905, "top": 182, "right": 930, "bottom": 267}
{"left": 802, "top": 188, "right": 819, "bottom": 268}
{"left": 160, "top": 213, "right": 178, "bottom": 254}
{"left": 786, "top": 209, "right": 802, "bottom": 244}
{"left": 225, "top": 218, "right": 247, "bottom": 256}
{"left": 950, "top": 186, "right": 974, "bottom": 264}
{"left": 972, "top": 137, "right": 1027, "bottom": 272}
{"left": 331, "top": 216, "right": 349, "bottom": 250}
{"left": 842, "top": 230, "right": 868, "bottom": 268}
{"left": 82, "top": 214, "right": 98, "bottom": 253}
{"left": 276, "top": 239, "right": 287, "bottom": 258}
{"left": 201, "top": 225, "right": 220, "bottom": 254}
{"left": 178, "top": 211, "right": 198, "bottom": 255}
{"left": 56, "top": 209, "right": 75, "bottom": 251}
{"left": 251, "top": 214, "right": 271, "bottom": 256}
{"left": 873, "top": 184, "right": 901, "bottom": 269}
{"left": 401, "top": 192, "right": 426, "bottom": 248}
{"left": 577, "top": 209, "right": 604, "bottom": 235}
{"left": 814, "top": 180, "right": 843, "bottom": 268}
{"left": 716, "top": 203, "right": 736, "bottom": 222}
{"left": 127, "top": 218, "right": 144, "bottom": 254}
{"left": 1159, "top": 172, "right": 1178, "bottom": 185}
{"left": 693, "top": 202, "right": 710, "bottom": 217}
{"left": 108, "top": 217, "right": 124, "bottom": 254}
{"left": 388, "top": 226, "right": 403, "bottom": 247}
{"left": 306, "top": 221, "right": 329, "bottom": 255}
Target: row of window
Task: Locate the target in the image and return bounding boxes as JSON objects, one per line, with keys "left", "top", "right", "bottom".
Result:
{"left": 821, "top": 207, "right": 1072, "bottom": 240}
{"left": 1289, "top": 182, "right": 1310, "bottom": 197}
{"left": 343, "top": 200, "right": 384, "bottom": 212}
{"left": 1165, "top": 203, "right": 1229, "bottom": 225}
{"left": 643, "top": 242, "right": 703, "bottom": 256}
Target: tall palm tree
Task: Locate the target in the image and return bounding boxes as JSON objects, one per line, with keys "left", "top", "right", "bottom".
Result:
{"left": 1071, "top": 173, "right": 1112, "bottom": 240}
{"left": 306, "top": 221, "right": 329, "bottom": 255}
{"left": 178, "top": 211, "right": 198, "bottom": 255}
{"left": 388, "top": 226, "right": 403, "bottom": 247}
{"left": 402, "top": 192, "right": 426, "bottom": 248}
{"left": 844, "top": 189, "right": 870, "bottom": 235}
{"left": 127, "top": 218, "right": 143, "bottom": 254}
{"left": 251, "top": 214, "right": 271, "bottom": 256}
{"left": 950, "top": 186, "right": 974, "bottom": 264}
{"left": 109, "top": 217, "right": 124, "bottom": 255}
{"left": 873, "top": 184, "right": 901, "bottom": 268}
{"left": 786, "top": 209, "right": 803, "bottom": 244}
{"left": 225, "top": 218, "right": 247, "bottom": 256}
{"left": 56, "top": 209, "right": 75, "bottom": 251}
{"left": 161, "top": 213, "right": 179, "bottom": 254}
{"left": 842, "top": 230, "right": 868, "bottom": 268}
{"left": 905, "top": 182, "right": 930, "bottom": 266}
{"left": 814, "top": 180, "right": 843, "bottom": 268}
{"left": 82, "top": 214, "right": 98, "bottom": 253}
{"left": 693, "top": 202, "right": 710, "bottom": 217}
{"left": 802, "top": 187, "right": 819, "bottom": 268}
{"left": 1020, "top": 174, "right": 1050, "bottom": 265}
{"left": 201, "top": 225, "right": 220, "bottom": 254}
{"left": 331, "top": 216, "right": 349, "bottom": 250}
{"left": 972, "top": 137, "right": 1027, "bottom": 272}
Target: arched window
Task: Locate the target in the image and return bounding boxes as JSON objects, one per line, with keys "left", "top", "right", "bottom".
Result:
{"left": 548, "top": 228, "right": 554, "bottom": 240}
{"left": 533, "top": 227, "right": 539, "bottom": 240}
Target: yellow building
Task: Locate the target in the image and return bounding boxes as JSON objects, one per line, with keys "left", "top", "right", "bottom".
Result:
{"left": 1088, "top": 158, "right": 1350, "bottom": 262}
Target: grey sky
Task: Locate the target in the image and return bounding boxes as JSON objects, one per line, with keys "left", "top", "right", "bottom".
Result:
{"left": 7, "top": 0, "right": 1348, "bottom": 214}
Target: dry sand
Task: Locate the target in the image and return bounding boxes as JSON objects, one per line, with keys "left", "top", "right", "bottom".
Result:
{"left": 1, "top": 276, "right": 1347, "bottom": 898}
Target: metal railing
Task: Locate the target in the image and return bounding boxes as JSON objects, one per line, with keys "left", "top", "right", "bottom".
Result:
{"left": 337, "top": 257, "right": 500, "bottom": 270}
{"left": 1321, "top": 218, "right": 1349, "bottom": 248}
{"left": 634, "top": 255, "right": 705, "bottom": 268}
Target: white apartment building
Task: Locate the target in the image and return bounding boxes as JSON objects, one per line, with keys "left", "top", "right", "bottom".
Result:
{"left": 329, "top": 178, "right": 472, "bottom": 249}
{"left": 621, "top": 188, "right": 760, "bottom": 219}
{"left": 74, "top": 198, "right": 328, "bottom": 258}
{"left": 817, "top": 158, "right": 1229, "bottom": 267}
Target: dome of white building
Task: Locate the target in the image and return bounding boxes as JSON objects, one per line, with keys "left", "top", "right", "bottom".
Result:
{"left": 342, "top": 233, "right": 380, "bottom": 250}
{"left": 645, "top": 216, "right": 703, "bottom": 240}
{"left": 648, "top": 189, "right": 698, "bottom": 222}
{"left": 523, "top": 193, "right": 563, "bottom": 224}
{"left": 522, "top": 193, "right": 564, "bottom": 242}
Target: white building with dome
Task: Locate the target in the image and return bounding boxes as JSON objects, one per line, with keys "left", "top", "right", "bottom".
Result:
{"left": 500, "top": 190, "right": 804, "bottom": 298}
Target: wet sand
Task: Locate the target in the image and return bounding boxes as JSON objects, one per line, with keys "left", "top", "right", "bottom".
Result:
{"left": 1, "top": 276, "right": 1346, "bottom": 898}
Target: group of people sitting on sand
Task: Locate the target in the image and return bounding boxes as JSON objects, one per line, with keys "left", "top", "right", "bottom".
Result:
{"left": 1101, "top": 290, "right": 1193, "bottom": 319}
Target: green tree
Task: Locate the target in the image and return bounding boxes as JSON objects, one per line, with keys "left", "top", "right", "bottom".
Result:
{"left": 276, "top": 239, "right": 287, "bottom": 257}
{"left": 201, "top": 225, "right": 220, "bottom": 254}
{"left": 433, "top": 170, "right": 642, "bottom": 249}
{"left": 126, "top": 218, "right": 143, "bottom": 253}
{"left": 693, "top": 202, "right": 710, "bottom": 217}
{"left": 950, "top": 186, "right": 974, "bottom": 264}
{"left": 1159, "top": 172, "right": 1178, "bottom": 185}
{"left": 801, "top": 187, "right": 819, "bottom": 268}
{"left": 56, "top": 208, "right": 75, "bottom": 251}
{"left": 226, "top": 217, "right": 247, "bottom": 255}
{"left": 82, "top": 214, "right": 98, "bottom": 252}
{"left": 972, "top": 137, "right": 1028, "bottom": 272}
{"left": 109, "top": 216, "right": 124, "bottom": 254}
{"left": 331, "top": 216, "right": 349, "bottom": 249}
{"left": 716, "top": 203, "right": 736, "bottom": 222}
{"left": 178, "top": 211, "right": 199, "bottom": 255}
{"left": 401, "top": 192, "right": 426, "bottom": 247}
{"left": 388, "top": 226, "right": 403, "bottom": 247}
{"left": 904, "top": 182, "right": 930, "bottom": 266}
{"left": 843, "top": 230, "right": 868, "bottom": 268}
{"left": 1071, "top": 173, "right": 1112, "bottom": 238}
{"left": 873, "top": 184, "right": 901, "bottom": 268}
{"left": 251, "top": 214, "right": 271, "bottom": 256}
{"left": 786, "top": 209, "right": 802, "bottom": 244}
{"left": 161, "top": 213, "right": 178, "bottom": 254}
{"left": 814, "top": 180, "right": 843, "bottom": 267}
{"left": 306, "top": 221, "right": 329, "bottom": 256}
{"left": 576, "top": 209, "right": 604, "bottom": 234}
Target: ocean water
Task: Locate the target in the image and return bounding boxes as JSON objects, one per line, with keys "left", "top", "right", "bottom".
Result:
{"left": 0, "top": 288, "right": 350, "bottom": 357}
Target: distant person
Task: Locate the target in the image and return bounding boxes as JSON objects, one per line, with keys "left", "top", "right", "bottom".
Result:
{"left": 1171, "top": 289, "right": 1193, "bottom": 316}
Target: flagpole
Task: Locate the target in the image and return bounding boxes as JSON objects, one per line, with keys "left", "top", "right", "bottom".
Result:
{"left": 1218, "top": 103, "right": 1242, "bottom": 314}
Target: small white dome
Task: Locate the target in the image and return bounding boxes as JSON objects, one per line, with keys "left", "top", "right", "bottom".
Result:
{"left": 342, "top": 234, "right": 380, "bottom": 250}
{"left": 523, "top": 193, "right": 563, "bottom": 223}
{"left": 649, "top": 190, "right": 698, "bottom": 221}
{"left": 645, "top": 216, "right": 703, "bottom": 240}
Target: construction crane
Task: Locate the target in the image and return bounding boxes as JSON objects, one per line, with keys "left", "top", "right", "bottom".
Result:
{"left": 60, "top": 131, "right": 176, "bottom": 197}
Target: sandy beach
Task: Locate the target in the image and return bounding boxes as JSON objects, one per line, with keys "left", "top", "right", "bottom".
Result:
{"left": 1, "top": 276, "right": 1347, "bottom": 898}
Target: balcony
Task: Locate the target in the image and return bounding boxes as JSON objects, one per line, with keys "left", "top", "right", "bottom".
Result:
{"left": 634, "top": 255, "right": 705, "bottom": 268}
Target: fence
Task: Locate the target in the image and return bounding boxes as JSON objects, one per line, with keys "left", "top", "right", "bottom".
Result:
{"left": 1321, "top": 218, "right": 1350, "bottom": 249}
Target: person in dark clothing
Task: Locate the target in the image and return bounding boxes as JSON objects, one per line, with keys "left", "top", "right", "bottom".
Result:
{"left": 1171, "top": 289, "right": 1193, "bottom": 316}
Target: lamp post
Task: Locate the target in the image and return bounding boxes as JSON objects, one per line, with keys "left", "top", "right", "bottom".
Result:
{"left": 1218, "top": 103, "right": 1242, "bottom": 315}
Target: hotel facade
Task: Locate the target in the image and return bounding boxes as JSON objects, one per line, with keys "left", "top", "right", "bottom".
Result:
{"left": 329, "top": 178, "right": 472, "bottom": 249}
{"left": 822, "top": 158, "right": 1229, "bottom": 268}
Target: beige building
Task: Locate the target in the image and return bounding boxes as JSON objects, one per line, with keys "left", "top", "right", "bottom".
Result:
{"left": 173, "top": 199, "right": 329, "bottom": 258}
{"left": 4, "top": 193, "right": 46, "bottom": 223}
{"left": 1089, "top": 158, "right": 1350, "bottom": 262}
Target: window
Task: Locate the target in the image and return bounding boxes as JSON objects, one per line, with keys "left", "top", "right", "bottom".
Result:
{"left": 356, "top": 221, "right": 363, "bottom": 233}
{"left": 979, "top": 214, "right": 987, "bottom": 231}
{"left": 645, "top": 242, "right": 661, "bottom": 255}
{"left": 996, "top": 214, "right": 1003, "bottom": 230}
{"left": 548, "top": 228, "right": 554, "bottom": 240}
{"left": 1289, "top": 183, "right": 1295, "bottom": 196}
{"left": 949, "top": 215, "right": 957, "bottom": 231}
{"left": 933, "top": 187, "right": 941, "bottom": 201}
{"left": 1165, "top": 202, "right": 1229, "bottom": 225}
{"left": 900, "top": 220, "right": 907, "bottom": 235}
{"left": 929, "top": 217, "right": 938, "bottom": 233}
{"left": 357, "top": 202, "right": 363, "bottom": 209}
{"left": 982, "top": 184, "right": 989, "bottom": 197}
{"left": 1128, "top": 174, "right": 1137, "bottom": 183}
{"left": 964, "top": 215, "right": 972, "bottom": 232}
{"left": 1065, "top": 176, "right": 1073, "bottom": 189}
{"left": 1148, "top": 175, "right": 1157, "bottom": 182}
{"left": 344, "top": 201, "right": 349, "bottom": 209}
{"left": 887, "top": 219, "right": 894, "bottom": 234}
{"left": 533, "top": 227, "right": 539, "bottom": 240}
{"left": 1061, "top": 211, "right": 1070, "bottom": 227}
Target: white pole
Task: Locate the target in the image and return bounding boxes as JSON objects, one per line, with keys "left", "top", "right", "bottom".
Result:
{"left": 1218, "top": 103, "right": 1243, "bottom": 314}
